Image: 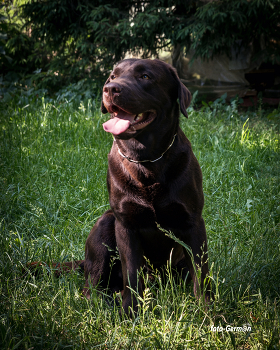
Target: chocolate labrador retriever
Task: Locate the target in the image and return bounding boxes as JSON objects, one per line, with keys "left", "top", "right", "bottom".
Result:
{"left": 83, "top": 58, "right": 211, "bottom": 314}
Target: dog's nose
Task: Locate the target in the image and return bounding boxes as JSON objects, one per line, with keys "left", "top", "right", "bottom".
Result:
{"left": 103, "top": 83, "right": 122, "bottom": 97}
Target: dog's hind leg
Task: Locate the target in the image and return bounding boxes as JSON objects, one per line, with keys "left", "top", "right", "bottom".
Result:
{"left": 182, "top": 218, "right": 212, "bottom": 303}
{"left": 82, "top": 209, "right": 123, "bottom": 298}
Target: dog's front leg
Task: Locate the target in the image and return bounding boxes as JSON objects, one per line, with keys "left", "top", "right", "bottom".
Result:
{"left": 115, "top": 220, "right": 143, "bottom": 315}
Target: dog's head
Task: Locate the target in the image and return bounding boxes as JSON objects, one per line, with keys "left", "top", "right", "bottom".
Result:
{"left": 101, "top": 59, "right": 191, "bottom": 139}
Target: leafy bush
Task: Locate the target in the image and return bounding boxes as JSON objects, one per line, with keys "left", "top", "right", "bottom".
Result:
{"left": 1, "top": 0, "right": 280, "bottom": 92}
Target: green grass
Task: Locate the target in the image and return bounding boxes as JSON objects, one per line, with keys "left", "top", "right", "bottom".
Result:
{"left": 0, "top": 95, "right": 279, "bottom": 349}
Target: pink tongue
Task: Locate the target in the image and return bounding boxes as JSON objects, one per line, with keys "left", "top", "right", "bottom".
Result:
{"left": 103, "top": 111, "right": 135, "bottom": 135}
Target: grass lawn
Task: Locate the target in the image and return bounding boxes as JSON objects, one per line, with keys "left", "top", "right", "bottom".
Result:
{"left": 0, "top": 94, "right": 279, "bottom": 349}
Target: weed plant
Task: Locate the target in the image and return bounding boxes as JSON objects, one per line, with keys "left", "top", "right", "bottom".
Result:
{"left": 0, "top": 93, "right": 279, "bottom": 349}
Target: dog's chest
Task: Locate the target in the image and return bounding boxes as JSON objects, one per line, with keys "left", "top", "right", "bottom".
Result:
{"left": 108, "top": 156, "right": 192, "bottom": 230}
{"left": 109, "top": 180, "right": 160, "bottom": 226}
{"left": 140, "top": 182, "right": 161, "bottom": 202}
{"left": 110, "top": 181, "right": 190, "bottom": 232}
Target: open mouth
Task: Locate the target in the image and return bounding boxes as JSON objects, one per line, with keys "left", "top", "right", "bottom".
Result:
{"left": 126, "top": 111, "right": 156, "bottom": 130}
{"left": 103, "top": 105, "right": 156, "bottom": 135}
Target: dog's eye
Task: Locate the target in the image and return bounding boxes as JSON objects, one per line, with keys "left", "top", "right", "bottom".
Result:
{"left": 141, "top": 74, "right": 150, "bottom": 80}
{"left": 110, "top": 74, "right": 116, "bottom": 80}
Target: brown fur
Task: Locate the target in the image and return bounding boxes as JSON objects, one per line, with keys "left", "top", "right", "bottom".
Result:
{"left": 83, "top": 59, "right": 211, "bottom": 314}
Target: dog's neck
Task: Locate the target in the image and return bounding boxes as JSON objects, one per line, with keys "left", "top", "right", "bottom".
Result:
{"left": 115, "top": 133, "right": 177, "bottom": 163}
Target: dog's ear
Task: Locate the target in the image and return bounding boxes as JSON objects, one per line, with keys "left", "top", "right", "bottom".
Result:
{"left": 170, "top": 67, "right": 192, "bottom": 118}
{"left": 178, "top": 80, "right": 191, "bottom": 118}
{"left": 101, "top": 76, "right": 110, "bottom": 114}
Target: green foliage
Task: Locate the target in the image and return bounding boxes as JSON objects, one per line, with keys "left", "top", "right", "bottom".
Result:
{"left": 178, "top": 0, "right": 280, "bottom": 63}
{"left": 0, "top": 12, "right": 10, "bottom": 66}
{"left": 0, "top": 6, "right": 16, "bottom": 69}
{"left": 0, "top": 92, "right": 279, "bottom": 348}
{"left": 19, "top": 0, "right": 135, "bottom": 86}
{"left": 0, "top": 1, "right": 37, "bottom": 74}
{"left": 2, "top": 0, "right": 279, "bottom": 91}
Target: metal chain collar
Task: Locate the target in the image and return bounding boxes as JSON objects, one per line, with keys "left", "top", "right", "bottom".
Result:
{"left": 115, "top": 134, "right": 177, "bottom": 163}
